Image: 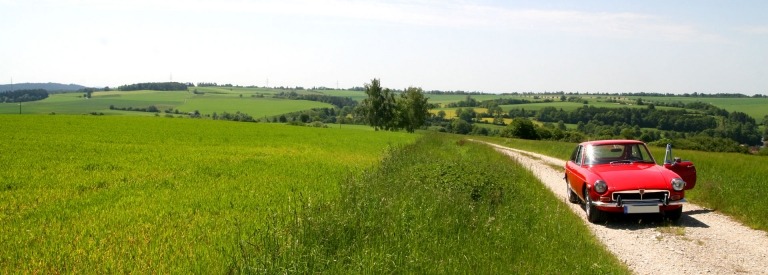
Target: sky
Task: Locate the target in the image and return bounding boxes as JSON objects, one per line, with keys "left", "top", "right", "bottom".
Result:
{"left": 1, "top": 0, "right": 767, "bottom": 94}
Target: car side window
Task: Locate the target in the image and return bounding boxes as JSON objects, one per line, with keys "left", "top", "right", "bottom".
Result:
{"left": 630, "top": 144, "right": 643, "bottom": 159}
{"left": 571, "top": 145, "right": 583, "bottom": 165}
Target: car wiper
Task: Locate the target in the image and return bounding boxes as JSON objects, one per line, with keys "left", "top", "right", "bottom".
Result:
{"left": 610, "top": 160, "right": 632, "bottom": 165}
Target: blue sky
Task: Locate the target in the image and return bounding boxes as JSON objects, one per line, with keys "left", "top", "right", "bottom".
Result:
{"left": 1, "top": 0, "right": 766, "bottom": 94}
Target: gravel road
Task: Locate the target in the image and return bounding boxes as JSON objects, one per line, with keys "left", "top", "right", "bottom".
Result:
{"left": 481, "top": 142, "right": 768, "bottom": 274}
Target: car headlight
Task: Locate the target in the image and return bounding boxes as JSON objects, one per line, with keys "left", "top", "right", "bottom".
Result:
{"left": 594, "top": 180, "right": 608, "bottom": 194}
{"left": 671, "top": 178, "right": 686, "bottom": 191}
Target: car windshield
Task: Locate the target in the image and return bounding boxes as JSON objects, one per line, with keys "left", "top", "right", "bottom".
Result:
{"left": 584, "top": 143, "right": 656, "bottom": 165}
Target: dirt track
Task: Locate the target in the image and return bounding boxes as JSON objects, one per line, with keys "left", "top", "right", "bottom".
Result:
{"left": 481, "top": 142, "right": 768, "bottom": 274}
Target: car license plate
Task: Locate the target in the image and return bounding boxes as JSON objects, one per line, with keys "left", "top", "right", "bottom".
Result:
{"left": 624, "top": 205, "right": 659, "bottom": 214}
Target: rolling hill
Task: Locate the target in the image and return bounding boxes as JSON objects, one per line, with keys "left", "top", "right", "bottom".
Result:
{"left": 0, "top": 82, "right": 88, "bottom": 92}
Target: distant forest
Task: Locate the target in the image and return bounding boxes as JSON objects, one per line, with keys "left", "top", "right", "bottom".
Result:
{"left": 0, "top": 83, "right": 86, "bottom": 93}
{"left": 0, "top": 89, "right": 49, "bottom": 103}
{"left": 117, "top": 82, "right": 192, "bottom": 91}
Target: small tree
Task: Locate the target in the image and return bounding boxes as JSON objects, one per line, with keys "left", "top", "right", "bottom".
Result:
{"left": 503, "top": 118, "right": 539, "bottom": 140}
{"left": 396, "top": 87, "right": 430, "bottom": 133}
{"left": 360, "top": 78, "right": 397, "bottom": 131}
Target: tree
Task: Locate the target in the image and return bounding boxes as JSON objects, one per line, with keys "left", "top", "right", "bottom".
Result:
{"left": 396, "top": 87, "right": 430, "bottom": 133}
{"left": 451, "top": 119, "right": 473, "bottom": 134}
{"left": 437, "top": 110, "right": 446, "bottom": 120}
{"left": 503, "top": 118, "right": 539, "bottom": 140}
{"left": 359, "top": 78, "right": 397, "bottom": 131}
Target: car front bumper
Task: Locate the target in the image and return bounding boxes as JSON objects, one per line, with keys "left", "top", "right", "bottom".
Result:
{"left": 592, "top": 199, "right": 686, "bottom": 214}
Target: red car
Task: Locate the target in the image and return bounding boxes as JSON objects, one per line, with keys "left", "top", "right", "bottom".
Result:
{"left": 564, "top": 140, "right": 696, "bottom": 223}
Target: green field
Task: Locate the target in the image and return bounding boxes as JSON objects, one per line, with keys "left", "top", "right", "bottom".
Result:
{"left": 626, "top": 96, "right": 768, "bottom": 120}
{"left": 0, "top": 115, "right": 417, "bottom": 272}
{"left": 0, "top": 89, "right": 333, "bottom": 117}
{"left": 0, "top": 115, "right": 628, "bottom": 273}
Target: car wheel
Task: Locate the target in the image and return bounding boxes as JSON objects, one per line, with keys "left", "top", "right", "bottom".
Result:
{"left": 665, "top": 206, "right": 683, "bottom": 222}
{"left": 584, "top": 187, "right": 606, "bottom": 223}
{"left": 566, "top": 179, "right": 579, "bottom": 204}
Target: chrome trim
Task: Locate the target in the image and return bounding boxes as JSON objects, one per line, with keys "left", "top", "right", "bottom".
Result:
{"left": 612, "top": 189, "right": 669, "bottom": 201}
{"left": 592, "top": 198, "right": 686, "bottom": 208}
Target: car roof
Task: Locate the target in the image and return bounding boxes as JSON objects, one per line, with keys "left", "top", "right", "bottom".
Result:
{"left": 579, "top": 139, "right": 645, "bottom": 146}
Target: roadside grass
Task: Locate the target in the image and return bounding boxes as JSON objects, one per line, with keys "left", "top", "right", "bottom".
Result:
{"left": 0, "top": 115, "right": 417, "bottom": 273}
{"left": 231, "top": 133, "right": 629, "bottom": 274}
{"left": 477, "top": 136, "right": 768, "bottom": 232}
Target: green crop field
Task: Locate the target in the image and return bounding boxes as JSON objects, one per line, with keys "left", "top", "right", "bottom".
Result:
{"left": 626, "top": 96, "right": 768, "bottom": 120}
{"left": 0, "top": 115, "right": 417, "bottom": 272}
{"left": 0, "top": 115, "right": 628, "bottom": 273}
{"left": 0, "top": 89, "right": 333, "bottom": 118}
{"left": 478, "top": 136, "right": 768, "bottom": 232}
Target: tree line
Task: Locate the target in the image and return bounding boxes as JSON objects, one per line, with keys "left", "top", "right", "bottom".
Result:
{"left": 0, "top": 89, "right": 49, "bottom": 103}
{"left": 425, "top": 95, "right": 767, "bottom": 153}
{"left": 117, "top": 82, "right": 192, "bottom": 91}
{"left": 272, "top": 91, "right": 358, "bottom": 108}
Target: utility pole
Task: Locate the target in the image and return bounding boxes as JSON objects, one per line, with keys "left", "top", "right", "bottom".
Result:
{"left": 11, "top": 77, "right": 20, "bottom": 114}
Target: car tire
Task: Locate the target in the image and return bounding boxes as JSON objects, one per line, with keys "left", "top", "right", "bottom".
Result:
{"left": 566, "top": 179, "right": 579, "bottom": 204}
{"left": 584, "top": 187, "right": 607, "bottom": 223}
{"left": 665, "top": 206, "right": 683, "bottom": 222}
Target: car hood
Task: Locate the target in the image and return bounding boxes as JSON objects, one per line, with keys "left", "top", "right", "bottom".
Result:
{"left": 588, "top": 163, "right": 671, "bottom": 191}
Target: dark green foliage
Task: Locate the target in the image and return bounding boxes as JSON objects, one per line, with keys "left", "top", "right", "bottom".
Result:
{"left": 446, "top": 95, "right": 480, "bottom": 107}
{"left": 450, "top": 119, "right": 473, "bottom": 134}
{"left": 359, "top": 79, "right": 431, "bottom": 133}
{"left": 117, "top": 82, "right": 191, "bottom": 91}
{"left": 0, "top": 89, "right": 49, "bottom": 102}
{"left": 360, "top": 78, "right": 397, "bottom": 131}
{"left": 273, "top": 91, "right": 358, "bottom": 108}
{"left": 396, "top": 87, "right": 430, "bottom": 133}
{"left": 502, "top": 118, "right": 539, "bottom": 140}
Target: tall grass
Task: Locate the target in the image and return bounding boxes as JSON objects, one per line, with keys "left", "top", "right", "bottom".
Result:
{"left": 232, "top": 134, "right": 629, "bottom": 273}
{"left": 0, "top": 115, "right": 416, "bottom": 273}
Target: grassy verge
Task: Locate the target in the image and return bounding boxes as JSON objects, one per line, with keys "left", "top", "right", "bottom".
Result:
{"left": 477, "top": 136, "right": 768, "bottom": 231}
{"left": 232, "top": 133, "right": 629, "bottom": 273}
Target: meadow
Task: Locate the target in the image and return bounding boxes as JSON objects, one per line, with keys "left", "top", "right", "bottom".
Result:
{"left": 0, "top": 115, "right": 416, "bottom": 272}
{"left": 0, "top": 89, "right": 333, "bottom": 118}
{"left": 0, "top": 115, "right": 628, "bottom": 273}
{"left": 626, "top": 96, "right": 768, "bottom": 121}
{"left": 477, "top": 136, "right": 768, "bottom": 231}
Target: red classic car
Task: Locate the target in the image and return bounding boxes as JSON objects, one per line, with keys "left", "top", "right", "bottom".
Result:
{"left": 564, "top": 140, "right": 696, "bottom": 223}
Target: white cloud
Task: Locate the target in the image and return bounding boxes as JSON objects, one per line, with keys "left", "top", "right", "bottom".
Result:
{"left": 737, "top": 25, "right": 768, "bottom": 35}
{"left": 23, "top": 0, "right": 717, "bottom": 42}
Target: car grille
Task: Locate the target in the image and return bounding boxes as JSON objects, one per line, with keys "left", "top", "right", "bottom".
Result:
{"left": 612, "top": 190, "right": 668, "bottom": 202}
